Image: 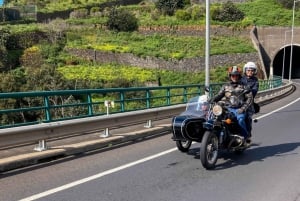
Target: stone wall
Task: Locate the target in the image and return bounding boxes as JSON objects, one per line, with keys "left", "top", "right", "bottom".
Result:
{"left": 66, "top": 48, "right": 259, "bottom": 73}
{"left": 139, "top": 25, "right": 252, "bottom": 37}
{"left": 197, "top": 0, "right": 247, "bottom": 3}
{"left": 36, "top": 0, "right": 143, "bottom": 23}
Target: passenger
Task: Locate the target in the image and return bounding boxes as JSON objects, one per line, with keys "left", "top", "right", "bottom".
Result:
{"left": 200, "top": 101, "right": 209, "bottom": 119}
{"left": 241, "top": 61, "right": 259, "bottom": 137}
{"left": 197, "top": 95, "right": 209, "bottom": 119}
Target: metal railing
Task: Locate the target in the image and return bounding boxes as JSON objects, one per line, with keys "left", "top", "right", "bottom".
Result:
{"left": 0, "top": 77, "right": 293, "bottom": 151}
{"left": 0, "top": 77, "right": 282, "bottom": 129}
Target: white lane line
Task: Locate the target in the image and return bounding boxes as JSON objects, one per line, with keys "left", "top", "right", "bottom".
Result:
{"left": 256, "top": 97, "right": 300, "bottom": 120}
{"left": 19, "top": 147, "right": 178, "bottom": 201}
{"left": 19, "top": 97, "right": 300, "bottom": 201}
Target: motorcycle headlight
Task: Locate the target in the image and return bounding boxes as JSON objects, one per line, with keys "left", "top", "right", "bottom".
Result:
{"left": 212, "top": 104, "right": 223, "bottom": 116}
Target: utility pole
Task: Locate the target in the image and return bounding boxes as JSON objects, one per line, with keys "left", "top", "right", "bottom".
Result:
{"left": 205, "top": 0, "right": 210, "bottom": 96}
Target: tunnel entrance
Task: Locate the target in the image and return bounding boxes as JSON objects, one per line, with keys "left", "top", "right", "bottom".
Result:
{"left": 273, "top": 45, "right": 300, "bottom": 79}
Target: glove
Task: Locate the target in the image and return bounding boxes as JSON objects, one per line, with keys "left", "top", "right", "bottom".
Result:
{"left": 237, "top": 108, "right": 244, "bottom": 114}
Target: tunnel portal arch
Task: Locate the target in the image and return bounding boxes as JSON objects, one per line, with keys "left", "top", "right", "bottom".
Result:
{"left": 273, "top": 44, "right": 300, "bottom": 79}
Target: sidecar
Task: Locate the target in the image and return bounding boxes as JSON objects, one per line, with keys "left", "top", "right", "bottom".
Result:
{"left": 171, "top": 95, "right": 208, "bottom": 152}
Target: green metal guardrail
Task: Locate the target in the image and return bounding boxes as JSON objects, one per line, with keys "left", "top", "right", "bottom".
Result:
{"left": 0, "top": 77, "right": 282, "bottom": 129}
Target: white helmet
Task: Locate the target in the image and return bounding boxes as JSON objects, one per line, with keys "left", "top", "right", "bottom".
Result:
{"left": 243, "top": 62, "right": 257, "bottom": 74}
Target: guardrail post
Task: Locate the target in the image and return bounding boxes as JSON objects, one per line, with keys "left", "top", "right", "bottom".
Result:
{"left": 183, "top": 87, "right": 187, "bottom": 103}
{"left": 120, "top": 92, "right": 125, "bottom": 112}
{"left": 34, "top": 140, "right": 47, "bottom": 151}
{"left": 166, "top": 88, "right": 171, "bottom": 105}
{"left": 144, "top": 120, "right": 152, "bottom": 128}
{"left": 87, "top": 93, "right": 93, "bottom": 116}
{"left": 146, "top": 90, "right": 151, "bottom": 108}
{"left": 100, "top": 100, "right": 114, "bottom": 138}
{"left": 44, "top": 96, "right": 51, "bottom": 121}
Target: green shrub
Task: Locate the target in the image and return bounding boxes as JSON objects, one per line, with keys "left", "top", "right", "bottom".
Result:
{"left": 277, "top": 0, "right": 293, "bottom": 9}
{"left": 90, "top": 7, "right": 100, "bottom": 13}
{"left": 20, "top": 46, "right": 44, "bottom": 68}
{"left": 0, "top": 46, "right": 8, "bottom": 70}
{"left": 90, "top": 7, "right": 103, "bottom": 17}
{"left": 0, "top": 27, "right": 10, "bottom": 47}
{"left": 69, "top": 8, "right": 89, "bottom": 19}
{"left": 106, "top": 8, "right": 138, "bottom": 32}
{"left": 212, "top": 1, "right": 245, "bottom": 22}
{"left": 155, "top": 0, "right": 185, "bottom": 16}
{"left": 175, "top": 9, "right": 191, "bottom": 21}
{"left": 190, "top": 5, "right": 204, "bottom": 20}
{"left": 151, "top": 9, "right": 161, "bottom": 21}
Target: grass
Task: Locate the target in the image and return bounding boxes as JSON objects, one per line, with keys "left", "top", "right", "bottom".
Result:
{"left": 66, "top": 30, "right": 256, "bottom": 60}
{"left": 237, "top": 0, "right": 297, "bottom": 26}
{"left": 57, "top": 64, "right": 229, "bottom": 86}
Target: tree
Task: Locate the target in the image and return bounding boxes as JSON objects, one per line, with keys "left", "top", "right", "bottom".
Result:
{"left": 277, "top": 0, "right": 293, "bottom": 9}
{"left": 212, "top": 1, "right": 244, "bottom": 22}
{"left": 106, "top": 7, "right": 138, "bottom": 32}
{"left": 155, "top": 0, "right": 185, "bottom": 16}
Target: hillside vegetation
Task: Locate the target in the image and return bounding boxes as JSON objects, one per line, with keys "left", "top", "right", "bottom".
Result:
{"left": 0, "top": 0, "right": 299, "bottom": 93}
{"left": 0, "top": 0, "right": 298, "bottom": 125}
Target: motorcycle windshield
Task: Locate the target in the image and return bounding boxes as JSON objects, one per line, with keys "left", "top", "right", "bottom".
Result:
{"left": 180, "top": 95, "right": 209, "bottom": 118}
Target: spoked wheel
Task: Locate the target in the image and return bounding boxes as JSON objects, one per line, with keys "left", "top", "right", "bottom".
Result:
{"left": 176, "top": 140, "right": 192, "bottom": 152}
{"left": 200, "top": 131, "right": 219, "bottom": 169}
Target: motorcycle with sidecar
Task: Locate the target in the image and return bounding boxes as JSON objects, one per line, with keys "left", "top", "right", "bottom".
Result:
{"left": 171, "top": 94, "right": 253, "bottom": 169}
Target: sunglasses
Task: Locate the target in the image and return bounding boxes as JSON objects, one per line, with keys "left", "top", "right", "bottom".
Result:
{"left": 246, "top": 69, "right": 254, "bottom": 72}
{"left": 230, "top": 74, "right": 239, "bottom": 77}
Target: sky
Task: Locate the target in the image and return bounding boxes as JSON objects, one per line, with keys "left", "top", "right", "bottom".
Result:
{"left": 0, "top": 0, "right": 3, "bottom": 6}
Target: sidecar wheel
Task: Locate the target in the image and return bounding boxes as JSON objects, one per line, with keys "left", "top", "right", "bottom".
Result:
{"left": 176, "top": 140, "right": 192, "bottom": 152}
{"left": 200, "top": 131, "right": 219, "bottom": 169}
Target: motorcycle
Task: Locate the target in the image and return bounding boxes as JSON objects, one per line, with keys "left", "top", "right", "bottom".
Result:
{"left": 171, "top": 94, "right": 255, "bottom": 169}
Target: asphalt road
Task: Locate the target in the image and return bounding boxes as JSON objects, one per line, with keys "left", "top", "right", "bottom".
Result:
{"left": 0, "top": 81, "right": 299, "bottom": 201}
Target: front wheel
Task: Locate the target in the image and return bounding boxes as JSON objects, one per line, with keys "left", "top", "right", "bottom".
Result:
{"left": 200, "top": 131, "right": 219, "bottom": 169}
{"left": 176, "top": 140, "right": 192, "bottom": 152}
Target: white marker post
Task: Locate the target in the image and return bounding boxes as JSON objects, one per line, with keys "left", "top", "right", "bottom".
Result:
{"left": 100, "top": 100, "right": 115, "bottom": 137}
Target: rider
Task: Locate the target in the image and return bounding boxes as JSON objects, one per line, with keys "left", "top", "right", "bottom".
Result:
{"left": 241, "top": 61, "right": 259, "bottom": 137}
{"left": 210, "top": 66, "right": 253, "bottom": 145}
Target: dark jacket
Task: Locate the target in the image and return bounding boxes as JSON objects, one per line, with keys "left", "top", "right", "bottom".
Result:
{"left": 241, "top": 76, "right": 259, "bottom": 98}
{"left": 211, "top": 80, "right": 253, "bottom": 112}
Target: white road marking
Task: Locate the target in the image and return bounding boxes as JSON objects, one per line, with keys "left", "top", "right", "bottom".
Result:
{"left": 19, "top": 147, "right": 178, "bottom": 201}
{"left": 19, "top": 97, "right": 300, "bottom": 201}
{"left": 256, "top": 97, "right": 300, "bottom": 120}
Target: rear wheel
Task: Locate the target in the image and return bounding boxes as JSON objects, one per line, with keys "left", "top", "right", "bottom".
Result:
{"left": 176, "top": 140, "right": 192, "bottom": 152}
{"left": 200, "top": 131, "right": 219, "bottom": 169}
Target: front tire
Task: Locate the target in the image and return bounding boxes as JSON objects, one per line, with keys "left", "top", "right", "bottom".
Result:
{"left": 176, "top": 140, "right": 192, "bottom": 152}
{"left": 200, "top": 131, "right": 219, "bottom": 169}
